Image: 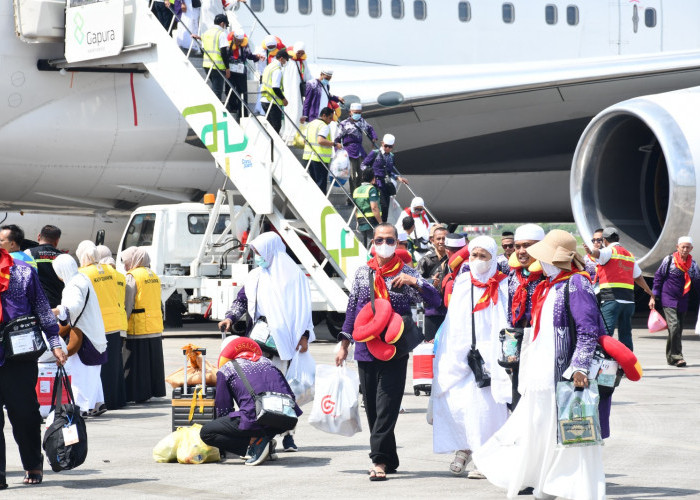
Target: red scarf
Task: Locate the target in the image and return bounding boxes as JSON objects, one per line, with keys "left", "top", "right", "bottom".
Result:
{"left": 367, "top": 255, "right": 404, "bottom": 299}
{"left": 530, "top": 269, "right": 590, "bottom": 340}
{"left": 471, "top": 271, "right": 507, "bottom": 312}
{"left": 0, "top": 250, "right": 12, "bottom": 323}
{"left": 404, "top": 207, "right": 429, "bottom": 230}
{"left": 673, "top": 251, "right": 692, "bottom": 295}
{"left": 510, "top": 267, "right": 543, "bottom": 324}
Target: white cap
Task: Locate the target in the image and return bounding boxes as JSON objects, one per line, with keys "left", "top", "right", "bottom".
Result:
{"left": 410, "top": 197, "right": 425, "bottom": 209}
{"left": 263, "top": 35, "right": 278, "bottom": 49}
{"left": 350, "top": 102, "right": 362, "bottom": 111}
{"left": 383, "top": 134, "right": 395, "bottom": 146}
{"left": 233, "top": 29, "right": 245, "bottom": 40}
{"left": 397, "top": 231, "right": 409, "bottom": 242}
{"left": 678, "top": 236, "right": 693, "bottom": 245}
{"left": 514, "top": 223, "right": 546, "bottom": 242}
{"left": 321, "top": 68, "right": 334, "bottom": 76}
{"left": 293, "top": 41, "right": 305, "bottom": 52}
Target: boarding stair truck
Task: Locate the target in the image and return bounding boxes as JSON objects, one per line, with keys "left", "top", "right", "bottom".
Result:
{"left": 37, "top": 0, "right": 371, "bottom": 329}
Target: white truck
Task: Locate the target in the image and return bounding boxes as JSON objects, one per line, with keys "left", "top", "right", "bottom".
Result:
{"left": 115, "top": 191, "right": 347, "bottom": 334}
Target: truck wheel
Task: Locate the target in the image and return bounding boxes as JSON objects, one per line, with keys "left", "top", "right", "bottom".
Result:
{"left": 164, "top": 293, "right": 184, "bottom": 328}
{"left": 325, "top": 311, "right": 346, "bottom": 339}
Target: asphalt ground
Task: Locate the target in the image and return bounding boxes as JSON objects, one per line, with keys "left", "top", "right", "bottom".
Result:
{"left": 3, "top": 318, "right": 700, "bottom": 499}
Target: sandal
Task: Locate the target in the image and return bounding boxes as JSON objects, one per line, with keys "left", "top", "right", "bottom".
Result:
{"left": 449, "top": 450, "right": 472, "bottom": 475}
{"left": 676, "top": 359, "right": 687, "bottom": 367}
{"left": 369, "top": 467, "right": 387, "bottom": 482}
{"left": 23, "top": 470, "right": 43, "bottom": 485}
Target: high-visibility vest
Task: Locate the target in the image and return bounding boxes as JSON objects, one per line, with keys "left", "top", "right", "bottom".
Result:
{"left": 302, "top": 119, "right": 332, "bottom": 163}
{"left": 80, "top": 264, "right": 128, "bottom": 333}
{"left": 202, "top": 26, "right": 227, "bottom": 69}
{"left": 353, "top": 183, "right": 380, "bottom": 220}
{"left": 261, "top": 60, "right": 284, "bottom": 105}
{"left": 127, "top": 267, "right": 163, "bottom": 335}
{"left": 597, "top": 244, "right": 635, "bottom": 301}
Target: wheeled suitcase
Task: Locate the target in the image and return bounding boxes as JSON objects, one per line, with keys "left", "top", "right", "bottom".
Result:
{"left": 412, "top": 342, "right": 434, "bottom": 396}
{"left": 171, "top": 347, "right": 216, "bottom": 431}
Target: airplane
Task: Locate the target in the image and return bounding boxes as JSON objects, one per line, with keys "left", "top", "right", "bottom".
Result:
{"left": 2, "top": 0, "right": 700, "bottom": 270}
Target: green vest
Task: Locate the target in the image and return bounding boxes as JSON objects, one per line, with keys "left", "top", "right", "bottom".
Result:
{"left": 353, "top": 183, "right": 379, "bottom": 220}
{"left": 302, "top": 119, "right": 332, "bottom": 163}
{"left": 261, "top": 61, "right": 284, "bottom": 105}
{"left": 202, "top": 26, "right": 226, "bottom": 69}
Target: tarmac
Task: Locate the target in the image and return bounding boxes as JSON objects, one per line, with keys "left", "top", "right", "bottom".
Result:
{"left": 4, "top": 319, "right": 700, "bottom": 499}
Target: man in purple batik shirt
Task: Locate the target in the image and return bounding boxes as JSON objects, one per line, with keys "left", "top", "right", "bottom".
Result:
{"left": 335, "top": 102, "right": 379, "bottom": 195}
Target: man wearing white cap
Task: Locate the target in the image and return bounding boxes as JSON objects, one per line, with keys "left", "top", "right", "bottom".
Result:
{"left": 396, "top": 197, "right": 430, "bottom": 249}
{"left": 651, "top": 236, "right": 700, "bottom": 367}
{"left": 226, "top": 30, "right": 263, "bottom": 118}
{"left": 506, "top": 223, "right": 546, "bottom": 409}
{"left": 361, "top": 134, "right": 408, "bottom": 218}
{"left": 302, "top": 69, "right": 344, "bottom": 123}
{"left": 335, "top": 102, "right": 379, "bottom": 194}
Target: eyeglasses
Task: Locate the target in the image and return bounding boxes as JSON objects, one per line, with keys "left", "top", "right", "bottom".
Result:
{"left": 383, "top": 144, "right": 393, "bottom": 149}
{"left": 591, "top": 238, "right": 603, "bottom": 243}
{"left": 502, "top": 244, "right": 514, "bottom": 249}
{"left": 373, "top": 237, "right": 396, "bottom": 245}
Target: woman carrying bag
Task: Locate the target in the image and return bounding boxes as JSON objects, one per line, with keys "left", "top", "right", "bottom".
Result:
{"left": 52, "top": 254, "right": 108, "bottom": 417}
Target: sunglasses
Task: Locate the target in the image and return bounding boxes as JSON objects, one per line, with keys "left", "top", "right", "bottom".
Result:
{"left": 591, "top": 238, "right": 603, "bottom": 243}
{"left": 383, "top": 144, "right": 393, "bottom": 149}
{"left": 502, "top": 243, "right": 514, "bottom": 249}
{"left": 374, "top": 237, "right": 397, "bottom": 245}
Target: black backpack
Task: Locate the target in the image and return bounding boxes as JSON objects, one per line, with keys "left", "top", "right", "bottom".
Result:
{"left": 43, "top": 365, "right": 88, "bottom": 472}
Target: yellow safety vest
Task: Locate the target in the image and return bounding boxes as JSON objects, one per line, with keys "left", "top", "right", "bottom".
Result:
{"left": 202, "top": 26, "right": 226, "bottom": 69}
{"left": 353, "top": 183, "right": 380, "bottom": 219}
{"left": 261, "top": 60, "right": 284, "bottom": 105}
{"left": 80, "top": 264, "right": 128, "bottom": 333}
{"left": 127, "top": 267, "right": 164, "bottom": 335}
{"left": 302, "top": 119, "right": 332, "bottom": 163}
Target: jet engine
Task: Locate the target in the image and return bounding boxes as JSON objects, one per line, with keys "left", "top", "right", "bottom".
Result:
{"left": 571, "top": 87, "right": 700, "bottom": 273}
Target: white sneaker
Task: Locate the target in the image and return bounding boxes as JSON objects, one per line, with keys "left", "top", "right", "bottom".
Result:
{"left": 467, "top": 469, "right": 486, "bottom": 480}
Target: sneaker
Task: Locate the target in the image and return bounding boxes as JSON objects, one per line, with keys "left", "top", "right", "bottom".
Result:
{"left": 269, "top": 439, "right": 278, "bottom": 461}
{"left": 282, "top": 434, "right": 298, "bottom": 452}
{"left": 244, "top": 437, "right": 271, "bottom": 466}
{"left": 467, "top": 469, "right": 486, "bottom": 480}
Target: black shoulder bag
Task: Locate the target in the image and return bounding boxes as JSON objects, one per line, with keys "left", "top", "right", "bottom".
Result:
{"left": 468, "top": 283, "right": 491, "bottom": 388}
{"left": 1, "top": 314, "right": 46, "bottom": 361}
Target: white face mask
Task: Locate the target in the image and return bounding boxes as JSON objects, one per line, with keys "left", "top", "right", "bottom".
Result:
{"left": 541, "top": 261, "right": 562, "bottom": 277}
{"left": 470, "top": 259, "right": 491, "bottom": 275}
{"left": 375, "top": 243, "right": 396, "bottom": 259}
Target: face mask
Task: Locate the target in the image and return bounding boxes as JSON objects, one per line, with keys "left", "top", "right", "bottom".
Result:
{"left": 470, "top": 259, "right": 491, "bottom": 275}
{"left": 541, "top": 262, "right": 561, "bottom": 278}
{"left": 375, "top": 243, "right": 396, "bottom": 259}
{"left": 321, "top": 79, "right": 329, "bottom": 87}
{"left": 254, "top": 255, "right": 270, "bottom": 269}
{"left": 352, "top": 113, "right": 361, "bottom": 120}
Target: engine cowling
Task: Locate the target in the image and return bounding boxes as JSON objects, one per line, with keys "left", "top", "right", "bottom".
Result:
{"left": 571, "top": 87, "right": 700, "bottom": 273}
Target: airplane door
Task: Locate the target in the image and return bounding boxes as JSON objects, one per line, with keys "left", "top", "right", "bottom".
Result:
{"left": 618, "top": 0, "right": 663, "bottom": 54}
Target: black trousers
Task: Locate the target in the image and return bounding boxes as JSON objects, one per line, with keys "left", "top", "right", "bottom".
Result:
{"left": 0, "top": 359, "right": 43, "bottom": 478}
{"left": 227, "top": 72, "right": 248, "bottom": 116}
{"left": 100, "top": 332, "right": 126, "bottom": 410}
{"left": 262, "top": 102, "right": 283, "bottom": 134}
{"left": 207, "top": 70, "right": 227, "bottom": 103}
{"left": 348, "top": 157, "right": 363, "bottom": 195}
{"left": 200, "top": 416, "right": 260, "bottom": 456}
{"left": 309, "top": 160, "right": 329, "bottom": 193}
{"left": 358, "top": 354, "right": 408, "bottom": 470}
{"left": 378, "top": 185, "right": 392, "bottom": 222}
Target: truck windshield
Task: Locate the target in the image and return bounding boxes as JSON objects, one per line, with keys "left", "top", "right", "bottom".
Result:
{"left": 123, "top": 213, "right": 156, "bottom": 249}
{"left": 188, "top": 214, "right": 230, "bottom": 235}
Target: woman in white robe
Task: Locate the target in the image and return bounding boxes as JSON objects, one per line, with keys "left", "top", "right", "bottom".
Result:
{"left": 432, "top": 236, "right": 511, "bottom": 477}
{"left": 176, "top": 0, "right": 201, "bottom": 53}
{"left": 52, "top": 254, "right": 108, "bottom": 416}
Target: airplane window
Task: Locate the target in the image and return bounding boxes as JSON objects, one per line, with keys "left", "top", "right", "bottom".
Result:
{"left": 346, "top": 0, "right": 358, "bottom": 16}
{"left": 323, "top": 0, "right": 335, "bottom": 15}
{"left": 644, "top": 8, "right": 656, "bottom": 28}
{"left": 123, "top": 213, "right": 156, "bottom": 249}
{"left": 369, "top": 0, "right": 381, "bottom": 18}
{"left": 275, "top": 0, "right": 288, "bottom": 13}
{"left": 458, "top": 1, "right": 471, "bottom": 22}
{"left": 566, "top": 5, "right": 579, "bottom": 25}
{"left": 391, "top": 0, "right": 403, "bottom": 19}
{"left": 545, "top": 5, "right": 557, "bottom": 25}
{"left": 250, "top": 0, "right": 264, "bottom": 12}
{"left": 502, "top": 3, "right": 514, "bottom": 24}
{"left": 299, "top": 0, "right": 311, "bottom": 14}
{"left": 414, "top": 0, "right": 426, "bottom": 20}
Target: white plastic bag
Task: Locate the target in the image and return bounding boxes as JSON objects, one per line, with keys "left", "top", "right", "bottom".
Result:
{"left": 286, "top": 349, "right": 315, "bottom": 407}
{"left": 330, "top": 150, "right": 350, "bottom": 180}
{"left": 309, "top": 364, "right": 362, "bottom": 437}
{"left": 695, "top": 311, "right": 700, "bottom": 335}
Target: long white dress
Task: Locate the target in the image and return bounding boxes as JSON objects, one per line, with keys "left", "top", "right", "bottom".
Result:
{"left": 473, "top": 290, "right": 606, "bottom": 500}
{"left": 432, "top": 270, "right": 511, "bottom": 454}
{"left": 176, "top": 0, "right": 201, "bottom": 52}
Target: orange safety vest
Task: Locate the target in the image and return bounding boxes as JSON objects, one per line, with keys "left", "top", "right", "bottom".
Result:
{"left": 597, "top": 245, "right": 635, "bottom": 301}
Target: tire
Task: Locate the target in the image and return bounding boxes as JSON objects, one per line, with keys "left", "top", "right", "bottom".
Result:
{"left": 414, "top": 388, "right": 420, "bottom": 396}
{"left": 164, "top": 293, "right": 184, "bottom": 328}
{"left": 325, "top": 311, "right": 346, "bottom": 338}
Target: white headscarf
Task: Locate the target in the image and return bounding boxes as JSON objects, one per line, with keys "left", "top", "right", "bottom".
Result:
{"left": 122, "top": 246, "right": 150, "bottom": 271}
{"left": 245, "top": 232, "right": 315, "bottom": 361}
{"left": 95, "top": 245, "right": 112, "bottom": 262}
{"left": 468, "top": 236, "right": 498, "bottom": 282}
{"left": 53, "top": 254, "right": 107, "bottom": 353}
{"left": 76, "top": 240, "right": 98, "bottom": 268}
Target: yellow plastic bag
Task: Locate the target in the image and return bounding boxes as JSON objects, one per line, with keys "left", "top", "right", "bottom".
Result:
{"left": 292, "top": 123, "right": 308, "bottom": 149}
{"left": 176, "top": 424, "right": 221, "bottom": 464}
{"left": 153, "top": 427, "right": 186, "bottom": 463}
